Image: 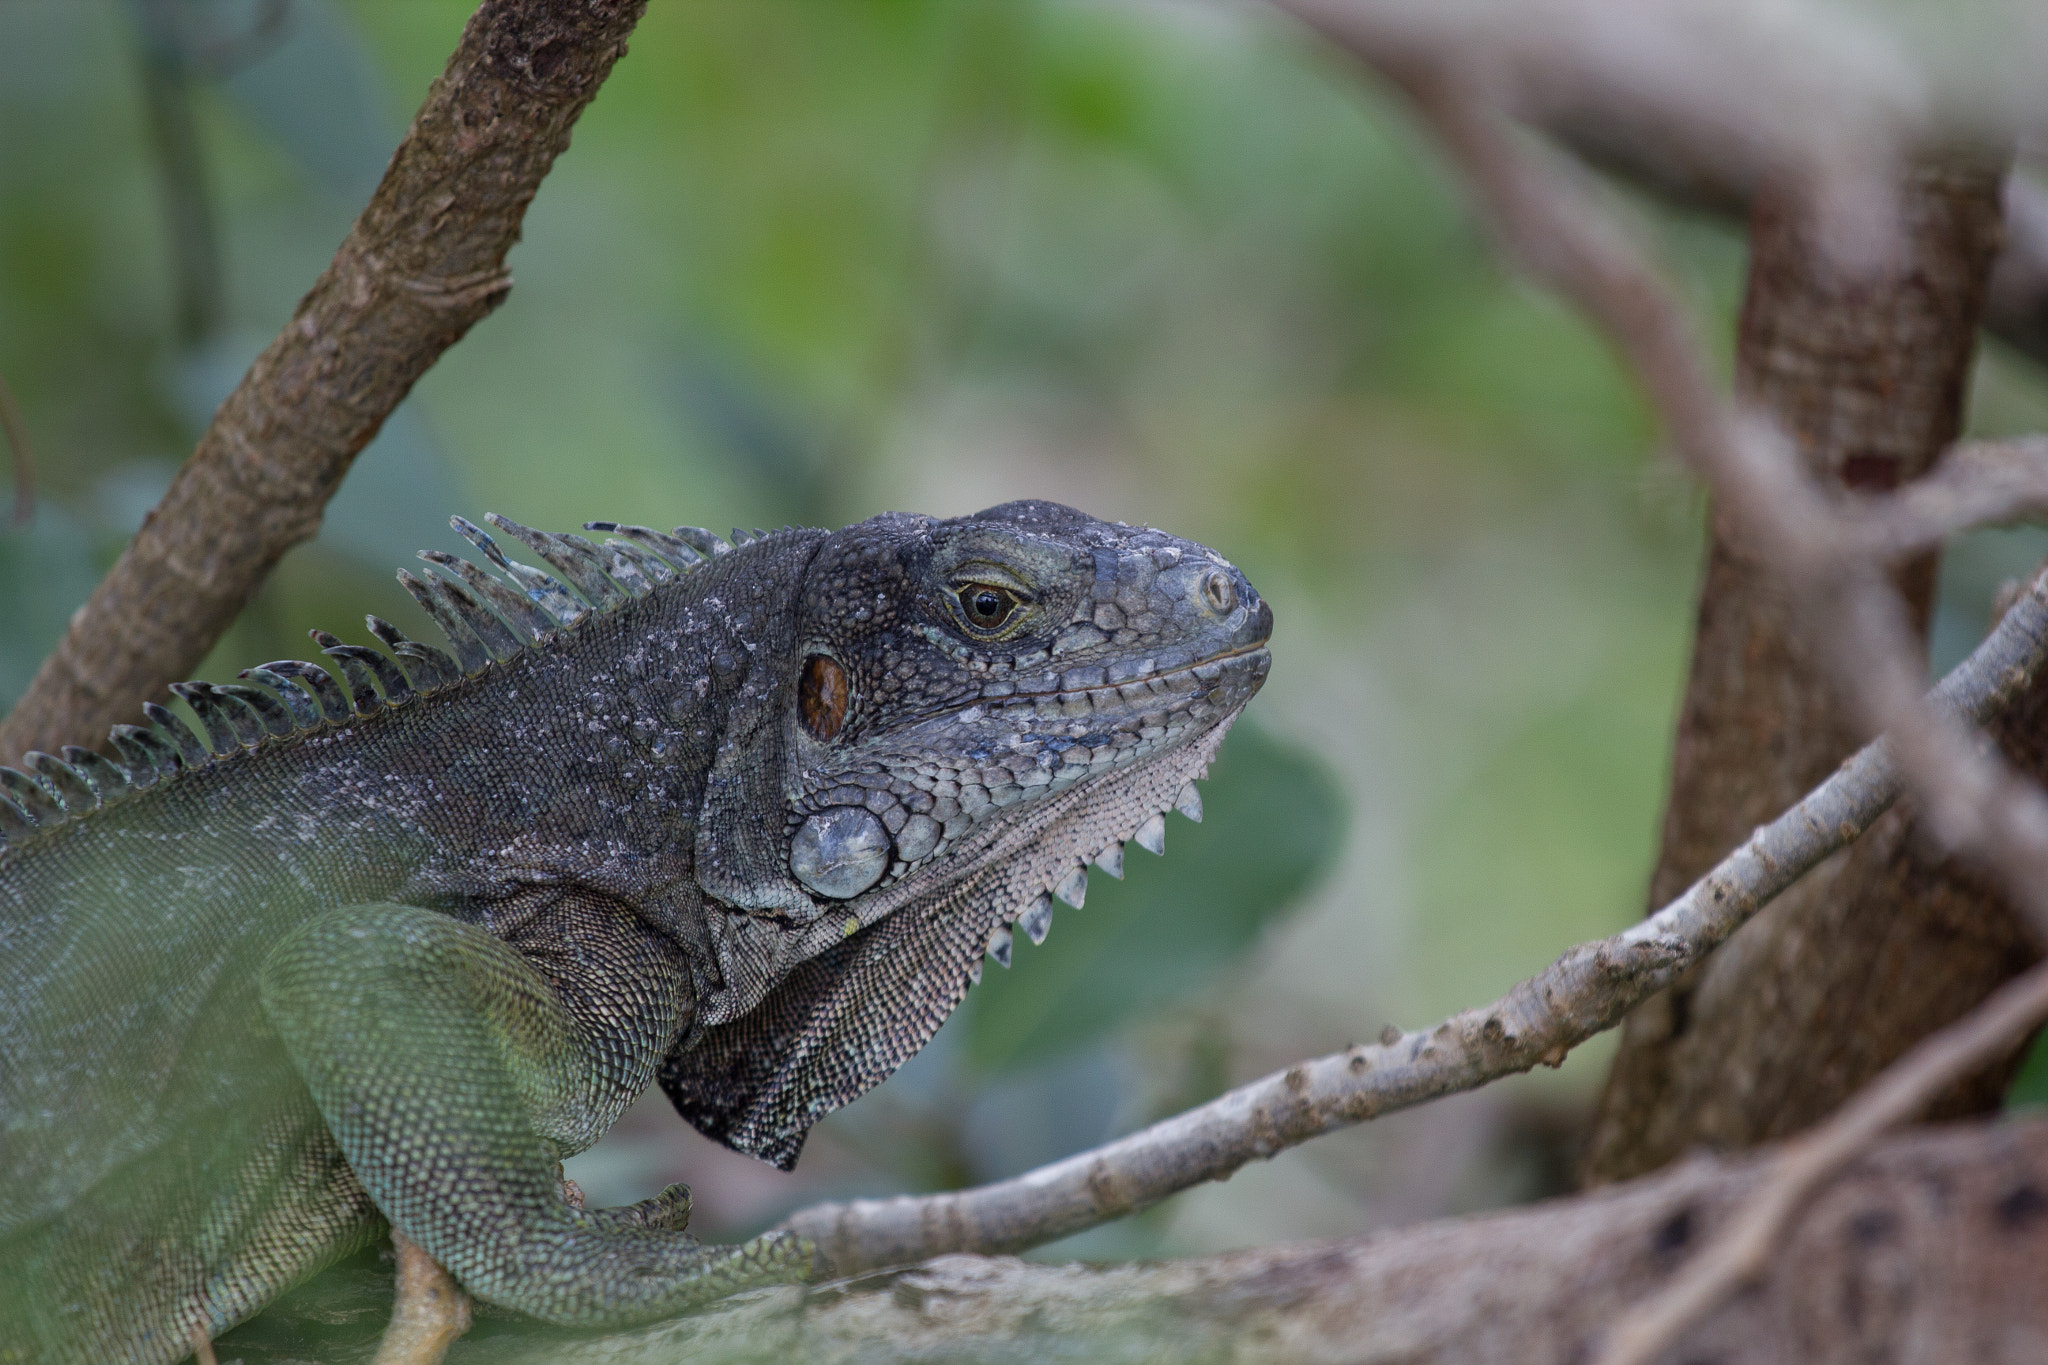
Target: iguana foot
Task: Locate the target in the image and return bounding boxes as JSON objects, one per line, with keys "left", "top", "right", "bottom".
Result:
{"left": 597, "top": 1182, "right": 693, "bottom": 1232}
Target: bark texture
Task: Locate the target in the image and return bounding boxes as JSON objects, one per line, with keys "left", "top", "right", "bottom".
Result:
{"left": 232, "top": 1117, "right": 2048, "bottom": 1364}
{"left": 1583, "top": 162, "right": 2030, "bottom": 1183}
{"left": 0, "top": 0, "right": 648, "bottom": 765}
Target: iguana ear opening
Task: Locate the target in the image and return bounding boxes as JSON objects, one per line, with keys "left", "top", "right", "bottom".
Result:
{"left": 797, "top": 654, "right": 849, "bottom": 741}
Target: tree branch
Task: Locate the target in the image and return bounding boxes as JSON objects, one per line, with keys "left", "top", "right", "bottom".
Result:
{"left": 1579, "top": 161, "right": 2013, "bottom": 1178}
{"left": 778, "top": 562, "right": 2048, "bottom": 1275}
{"left": 1596, "top": 960, "right": 2048, "bottom": 1365}
{"left": 0, "top": 0, "right": 649, "bottom": 764}
{"left": 1850, "top": 436, "right": 2048, "bottom": 558}
{"left": 779, "top": 5, "right": 2048, "bottom": 1282}
{"left": 1542, "top": 85, "right": 2048, "bottom": 372}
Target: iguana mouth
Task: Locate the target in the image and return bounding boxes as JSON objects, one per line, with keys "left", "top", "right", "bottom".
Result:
{"left": 962, "top": 639, "right": 1273, "bottom": 714}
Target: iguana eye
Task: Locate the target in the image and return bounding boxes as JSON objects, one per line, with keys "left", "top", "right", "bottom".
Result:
{"left": 799, "top": 654, "right": 849, "bottom": 741}
{"left": 955, "top": 584, "right": 1020, "bottom": 633}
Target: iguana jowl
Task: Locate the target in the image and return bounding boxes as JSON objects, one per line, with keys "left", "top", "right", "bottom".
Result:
{"left": 0, "top": 499, "right": 1271, "bottom": 1362}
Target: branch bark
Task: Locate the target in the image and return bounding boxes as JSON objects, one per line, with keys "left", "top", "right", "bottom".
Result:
{"left": 0, "top": 0, "right": 649, "bottom": 765}
{"left": 1582, "top": 163, "right": 2027, "bottom": 1184}
{"left": 1597, "top": 959, "right": 2048, "bottom": 1365}
{"left": 450, "top": 1118, "right": 2048, "bottom": 1365}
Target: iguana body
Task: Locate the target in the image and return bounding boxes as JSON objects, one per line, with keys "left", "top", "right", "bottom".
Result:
{"left": 0, "top": 501, "right": 1270, "bottom": 1363}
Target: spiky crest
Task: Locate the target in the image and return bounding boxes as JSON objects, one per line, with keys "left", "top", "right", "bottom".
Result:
{"left": 0, "top": 515, "right": 755, "bottom": 856}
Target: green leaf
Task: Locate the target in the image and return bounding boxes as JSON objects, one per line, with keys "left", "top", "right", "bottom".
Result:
{"left": 961, "top": 721, "right": 1342, "bottom": 1073}
{"left": 2006, "top": 1029, "right": 2048, "bottom": 1112}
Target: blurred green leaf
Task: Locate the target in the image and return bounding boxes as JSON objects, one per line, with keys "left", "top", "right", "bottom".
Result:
{"left": 962, "top": 721, "right": 1343, "bottom": 1073}
{"left": 219, "top": 0, "right": 394, "bottom": 203}
{"left": 0, "top": 506, "right": 107, "bottom": 710}
{"left": 2006, "top": 1030, "right": 2048, "bottom": 1112}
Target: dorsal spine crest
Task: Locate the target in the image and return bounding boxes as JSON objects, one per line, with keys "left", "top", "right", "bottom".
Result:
{"left": 0, "top": 514, "right": 760, "bottom": 856}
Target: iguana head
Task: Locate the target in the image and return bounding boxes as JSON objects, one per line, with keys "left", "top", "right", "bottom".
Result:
{"left": 673, "top": 500, "right": 1271, "bottom": 1165}
{"left": 692, "top": 499, "right": 1270, "bottom": 932}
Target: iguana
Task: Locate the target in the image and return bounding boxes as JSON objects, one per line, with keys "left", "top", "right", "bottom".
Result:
{"left": 0, "top": 499, "right": 1271, "bottom": 1363}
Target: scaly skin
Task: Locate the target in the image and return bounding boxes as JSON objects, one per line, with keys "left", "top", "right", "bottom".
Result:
{"left": 0, "top": 500, "right": 1271, "bottom": 1362}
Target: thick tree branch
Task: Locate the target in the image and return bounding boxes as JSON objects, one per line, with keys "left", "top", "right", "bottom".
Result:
{"left": 1544, "top": 103, "right": 2048, "bottom": 372}
{"left": 469, "top": 1118, "right": 2048, "bottom": 1365}
{"left": 0, "top": 0, "right": 649, "bottom": 764}
{"left": 777, "top": 562, "right": 2048, "bottom": 1276}
{"left": 1597, "top": 961, "right": 2048, "bottom": 1365}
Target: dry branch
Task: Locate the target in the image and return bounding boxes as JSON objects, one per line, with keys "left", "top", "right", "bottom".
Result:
{"left": 371, "top": 1231, "right": 471, "bottom": 1365}
{"left": 1853, "top": 436, "right": 2048, "bottom": 556}
{"left": 0, "top": 0, "right": 650, "bottom": 765}
{"left": 1543, "top": 96, "right": 2048, "bottom": 373}
{"left": 778, "top": 562, "right": 2048, "bottom": 1276}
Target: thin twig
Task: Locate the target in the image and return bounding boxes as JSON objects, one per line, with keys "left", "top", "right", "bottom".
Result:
{"left": 1593, "top": 958, "right": 2048, "bottom": 1365}
{"left": 779, "top": 563, "right": 2048, "bottom": 1275}
{"left": 1847, "top": 436, "right": 2048, "bottom": 557}
{"left": 0, "top": 367, "right": 35, "bottom": 525}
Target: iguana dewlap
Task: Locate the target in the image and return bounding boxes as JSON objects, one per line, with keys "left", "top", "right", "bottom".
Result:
{"left": 0, "top": 500, "right": 1271, "bottom": 1362}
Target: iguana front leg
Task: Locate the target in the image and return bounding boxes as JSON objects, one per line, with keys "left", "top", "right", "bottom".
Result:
{"left": 257, "top": 900, "right": 810, "bottom": 1327}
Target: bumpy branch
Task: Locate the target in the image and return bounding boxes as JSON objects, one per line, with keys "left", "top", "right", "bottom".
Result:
{"left": 781, "top": 563, "right": 2048, "bottom": 1275}
{"left": 1595, "top": 960, "right": 2048, "bottom": 1365}
{"left": 782, "top": 9, "right": 2048, "bottom": 1284}
{"left": 0, "top": 0, "right": 649, "bottom": 765}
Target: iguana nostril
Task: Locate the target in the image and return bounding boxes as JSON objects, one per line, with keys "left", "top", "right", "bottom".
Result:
{"left": 1202, "top": 570, "right": 1236, "bottom": 615}
{"left": 790, "top": 806, "right": 891, "bottom": 899}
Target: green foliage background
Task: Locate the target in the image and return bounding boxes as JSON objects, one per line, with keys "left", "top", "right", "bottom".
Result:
{"left": 4, "top": 0, "right": 2048, "bottom": 1266}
